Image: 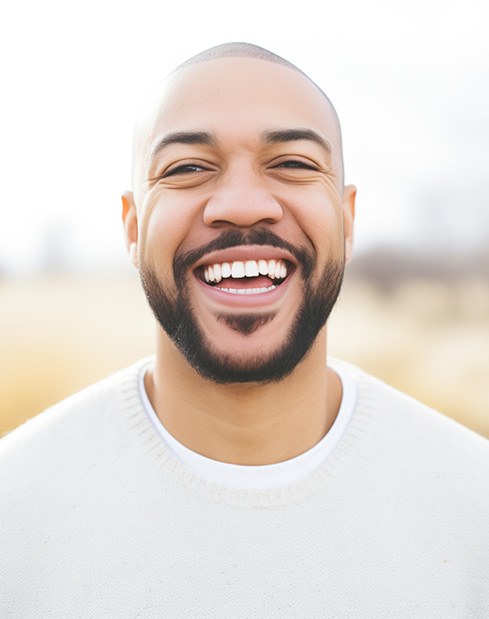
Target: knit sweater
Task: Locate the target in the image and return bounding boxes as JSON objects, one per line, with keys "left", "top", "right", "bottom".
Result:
{"left": 1, "top": 358, "right": 488, "bottom": 618}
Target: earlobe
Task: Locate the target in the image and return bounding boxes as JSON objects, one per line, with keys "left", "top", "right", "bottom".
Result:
{"left": 128, "top": 242, "right": 138, "bottom": 268}
{"left": 121, "top": 191, "right": 139, "bottom": 268}
{"left": 342, "top": 185, "right": 356, "bottom": 265}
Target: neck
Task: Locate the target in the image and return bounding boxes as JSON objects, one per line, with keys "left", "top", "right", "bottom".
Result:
{"left": 145, "top": 327, "right": 341, "bottom": 465}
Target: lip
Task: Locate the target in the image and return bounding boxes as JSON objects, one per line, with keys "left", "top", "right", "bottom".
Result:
{"left": 192, "top": 245, "right": 298, "bottom": 270}
{"left": 193, "top": 267, "right": 296, "bottom": 309}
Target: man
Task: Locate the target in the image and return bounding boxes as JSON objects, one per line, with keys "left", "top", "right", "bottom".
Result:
{"left": 1, "top": 43, "right": 488, "bottom": 617}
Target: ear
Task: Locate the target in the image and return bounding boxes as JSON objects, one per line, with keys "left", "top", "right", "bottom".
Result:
{"left": 341, "top": 184, "right": 356, "bottom": 265}
{"left": 121, "top": 191, "right": 139, "bottom": 268}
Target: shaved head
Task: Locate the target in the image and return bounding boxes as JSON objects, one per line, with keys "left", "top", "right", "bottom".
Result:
{"left": 174, "top": 42, "right": 342, "bottom": 140}
{"left": 174, "top": 42, "right": 304, "bottom": 72}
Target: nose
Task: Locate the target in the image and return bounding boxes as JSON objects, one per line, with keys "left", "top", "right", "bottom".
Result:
{"left": 202, "top": 165, "right": 283, "bottom": 228}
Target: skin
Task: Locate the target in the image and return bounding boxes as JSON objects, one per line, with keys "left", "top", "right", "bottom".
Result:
{"left": 122, "top": 56, "right": 356, "bottom": 465}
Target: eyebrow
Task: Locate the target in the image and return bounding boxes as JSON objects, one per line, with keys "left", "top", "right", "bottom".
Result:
{"left": 148, "top": 127, "right": 332, "bottom": 166}
{"left": 263, "top": 129, "right": 332, "bottom": 155}
{"left": 150, "top": 131, "right": 216, "bottom": 161}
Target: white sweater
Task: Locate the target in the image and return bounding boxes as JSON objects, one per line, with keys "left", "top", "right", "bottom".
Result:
{"left": 1, "top": 358, "right": 488, "bottom": 618}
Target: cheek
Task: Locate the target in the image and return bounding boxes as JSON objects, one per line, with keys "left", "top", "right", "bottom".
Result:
{"left": 287, "top": 190, "right": 344, "bottom": 260}
{"left": 139, "top": 196, "right": 196, "bottom": 278}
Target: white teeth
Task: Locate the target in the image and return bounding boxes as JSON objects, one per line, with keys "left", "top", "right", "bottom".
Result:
{"left": 218, "top": 285, "right": 276, "bottom": 295}
{"left": 245, "top": 260, "right": 259, "bottom": 277}
{"left": 202, "top": 258, "right": 288, "bottom": 283}
{"left": 231, "top": 261, "right": 245, "bottom": 278}
{"left": 258, "top": 259, "right": 268, "bottom": 275}
{"left": 221, "top": 262, "right": 231, "bottom": 278}
{"left": 267, "top": 259, "right": 276, "bottom": 279}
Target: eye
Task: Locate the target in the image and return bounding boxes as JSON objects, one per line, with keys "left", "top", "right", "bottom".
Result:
{"left": 162, "top": 163, "right": 207, "bottom": 177}
{"left": 273, "top": 159, "right": 319, "bottom": 171}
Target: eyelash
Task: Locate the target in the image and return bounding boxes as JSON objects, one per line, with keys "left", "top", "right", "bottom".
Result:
{"left": 275, "top": 160, "right": 318, "bottom": 170}
{"left": 162, "top": 164, "right": 207, "bottom": 177}
{"left": 159, "top": 158, "right": 319, "bottom": 180}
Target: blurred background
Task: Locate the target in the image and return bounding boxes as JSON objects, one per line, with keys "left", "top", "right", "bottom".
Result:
{"left": 1, "top": 0, "right": 488, "bottom": 437}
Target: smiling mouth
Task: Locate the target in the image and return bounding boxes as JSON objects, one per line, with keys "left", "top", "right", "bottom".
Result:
{"left": 196, "top": 258, "right": 293, "bottom": 295}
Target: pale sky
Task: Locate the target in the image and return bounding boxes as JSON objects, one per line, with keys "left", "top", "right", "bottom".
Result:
{"left": 0, "top": 0, "right": 488, "bottom": 275}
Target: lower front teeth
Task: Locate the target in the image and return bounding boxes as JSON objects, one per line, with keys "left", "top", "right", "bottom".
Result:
{"left": 219, "top": 285, "right": 276, "bottom": 295}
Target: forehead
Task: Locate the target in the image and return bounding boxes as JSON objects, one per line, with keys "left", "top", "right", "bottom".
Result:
{"left": 140, "top": 57, "right": 341, "bottom": 155}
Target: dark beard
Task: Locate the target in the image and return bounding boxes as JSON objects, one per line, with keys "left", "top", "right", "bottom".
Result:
{"left": 140, "top": 228, "right": 344, "bottom": 384}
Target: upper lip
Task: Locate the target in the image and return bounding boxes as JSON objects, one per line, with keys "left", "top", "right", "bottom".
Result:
{"left": 193, "top": 245, "right": 298, "bottom": 270}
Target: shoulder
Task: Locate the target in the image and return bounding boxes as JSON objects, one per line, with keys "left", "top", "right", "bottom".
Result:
{"left": 334, "top": 357, "right": 488, "bottom": 447}
{"left": 330, "top": 360, "right": 489, "bottom": 541}
{"left": 0, "top": 357, "right": 152, "bottom": 473}
{"left": 331, "top": 357, "right": 489, "bottom": 494}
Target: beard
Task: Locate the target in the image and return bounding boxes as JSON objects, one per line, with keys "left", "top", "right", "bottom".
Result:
{"left": 140, "top": 228, "right": 345, "bottom": 384}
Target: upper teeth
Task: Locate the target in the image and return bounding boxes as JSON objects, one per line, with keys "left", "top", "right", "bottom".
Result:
{"left": 204, "top": 259, "right": 288, "bottom": 284}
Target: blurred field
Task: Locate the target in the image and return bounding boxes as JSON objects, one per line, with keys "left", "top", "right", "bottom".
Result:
{"left": 1, "top": 273, "right": 488, "bottom": 438}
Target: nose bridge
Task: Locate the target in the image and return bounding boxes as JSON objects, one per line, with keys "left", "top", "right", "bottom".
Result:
{"left": 202, "top": 158, "right": 283, "bottom": 227}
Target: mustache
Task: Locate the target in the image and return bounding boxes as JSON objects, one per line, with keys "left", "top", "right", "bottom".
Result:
{"left": 174, "top": 227, "right": 314, "bottom": 281}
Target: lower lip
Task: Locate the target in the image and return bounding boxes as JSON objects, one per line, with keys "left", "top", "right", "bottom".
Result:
{"left": 194, "top": 273, "right": 294, "bottom": 308}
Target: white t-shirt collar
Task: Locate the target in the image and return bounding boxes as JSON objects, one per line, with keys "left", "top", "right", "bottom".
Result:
{"left": 139, "top": 362, "right": 357, "bottom": 490}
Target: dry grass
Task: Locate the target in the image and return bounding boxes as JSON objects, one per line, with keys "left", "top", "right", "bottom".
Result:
{"left": 1, "top": 274, "right": 488, "bottom": 438}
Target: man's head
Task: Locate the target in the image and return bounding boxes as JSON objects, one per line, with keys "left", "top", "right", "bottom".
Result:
{"left": 122, "top": 42, "right": 356, "bottom": 384}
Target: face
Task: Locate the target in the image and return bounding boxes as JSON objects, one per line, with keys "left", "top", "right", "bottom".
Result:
{"left": 126, "top": 57, "right": 355, "bottom": 383}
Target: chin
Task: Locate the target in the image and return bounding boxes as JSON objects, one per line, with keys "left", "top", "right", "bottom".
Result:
{"left": 185, "top": 345, "right": 306, "bottom": 385}
{"left": 140, "top": 251, "right": 345, "bottom": 385}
